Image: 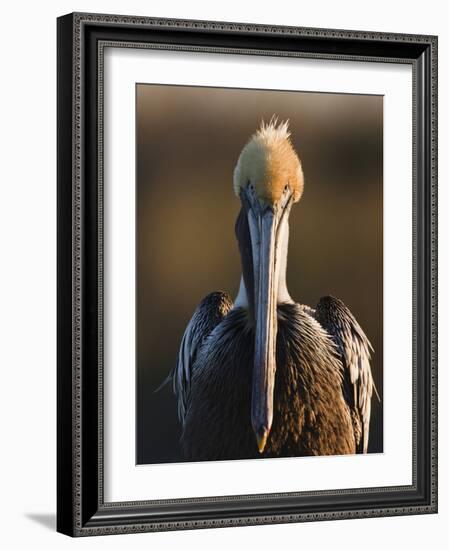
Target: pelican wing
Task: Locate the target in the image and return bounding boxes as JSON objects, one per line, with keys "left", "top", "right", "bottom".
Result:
{"left": 174, "top": 291, "right": 233, "bottom": 425}
{"left": 315, "top": 295, "right": 376, "bottom": 453}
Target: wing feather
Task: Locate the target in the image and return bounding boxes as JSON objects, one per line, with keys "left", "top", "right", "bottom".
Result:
{"left": 315, "top": 295, "right": 377, "bottom": 453}
{"left": 173, "top": 292, "right": 233, "bottom": 425}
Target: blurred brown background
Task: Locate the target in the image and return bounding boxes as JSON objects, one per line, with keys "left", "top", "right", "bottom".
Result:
{"left": 136, "top": 84, "right": 383, "bottom": 464}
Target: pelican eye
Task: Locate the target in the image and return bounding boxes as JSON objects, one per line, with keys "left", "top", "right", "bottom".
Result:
{"left": 284, "top": 184, "right": 289, "bottom": 191}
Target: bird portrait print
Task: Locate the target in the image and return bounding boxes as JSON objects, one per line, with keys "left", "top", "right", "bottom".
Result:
{"left": 171, "top": 119, "right": 377, "bottom": 460}
{"left": 136, "top": 85, "right": 383, "bottom": 465}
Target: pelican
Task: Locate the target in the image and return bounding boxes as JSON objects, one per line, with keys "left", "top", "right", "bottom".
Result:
{"left": 171, "top": 118, "right": 376, "bottom": 460}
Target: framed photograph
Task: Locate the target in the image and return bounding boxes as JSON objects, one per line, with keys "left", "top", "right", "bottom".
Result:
{"left": 57, "top": 12, "right": 438, "bottom": 536}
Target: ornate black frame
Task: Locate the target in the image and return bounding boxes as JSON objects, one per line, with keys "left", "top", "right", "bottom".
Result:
{"left": 57, "top": 12, "right": 438, "bottom": 537}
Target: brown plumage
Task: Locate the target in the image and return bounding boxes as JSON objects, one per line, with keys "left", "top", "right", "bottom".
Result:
{"left": 178, "top": 300, "right": 356, "bottom": 460}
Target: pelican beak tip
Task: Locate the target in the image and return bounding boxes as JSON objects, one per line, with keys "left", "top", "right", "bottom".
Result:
{"left": 256, "top": 428, "right": 269, "bottom": 454}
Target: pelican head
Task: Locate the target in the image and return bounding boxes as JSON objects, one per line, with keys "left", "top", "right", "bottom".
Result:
{"left": 234, "top": 118, "right": 304, "bottom": 453}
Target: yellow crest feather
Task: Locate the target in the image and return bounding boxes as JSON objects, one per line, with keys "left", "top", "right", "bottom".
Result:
{"left": 233, "top": 117, "right": 304, "bottom": 204}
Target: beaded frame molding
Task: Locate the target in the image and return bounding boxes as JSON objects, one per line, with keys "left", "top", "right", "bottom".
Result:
{"left": 57, "top": 12, "right": 438, "bottom": 537}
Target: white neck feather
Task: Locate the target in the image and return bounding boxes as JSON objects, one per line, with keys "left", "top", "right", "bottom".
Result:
{"left": 275, "top": 215, "right": 294, "bottom": 304}
{"left": 234, "top": 276, "right": 249, "bottom": 308}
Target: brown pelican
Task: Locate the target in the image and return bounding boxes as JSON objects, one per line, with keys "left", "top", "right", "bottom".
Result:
{"left": 171, "top": 119, "right": 376, "bottom": 460}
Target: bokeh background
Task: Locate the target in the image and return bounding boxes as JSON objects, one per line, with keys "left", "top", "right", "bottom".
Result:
{"left": 136, "top": 84, "right": 383, "bottom": 464}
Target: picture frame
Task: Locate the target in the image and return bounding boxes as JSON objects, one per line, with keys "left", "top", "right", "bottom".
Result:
{"left": 57, "top": 12, "right": 438, "bottom": 536}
